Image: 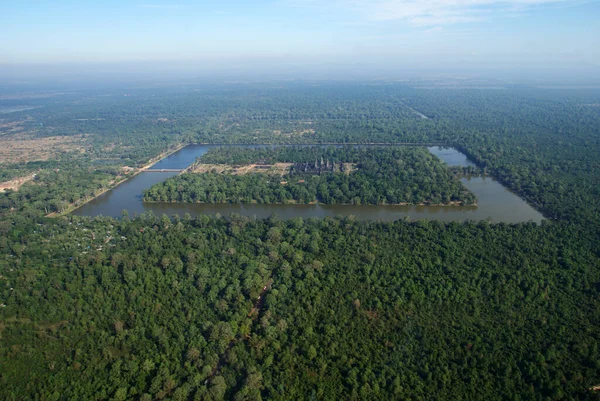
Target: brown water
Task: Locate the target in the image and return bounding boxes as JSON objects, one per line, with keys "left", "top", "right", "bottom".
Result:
{"left": 72, "top": 145, "right": 544, "bottom": 223}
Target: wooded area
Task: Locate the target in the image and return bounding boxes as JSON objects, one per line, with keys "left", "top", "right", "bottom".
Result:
{"left": 1, "top": 82, "right": 599, "bottom": 399}
{"left": 143, "top": 147, "right": 476, "bottom": 205}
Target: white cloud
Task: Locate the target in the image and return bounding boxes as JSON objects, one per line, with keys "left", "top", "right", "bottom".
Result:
{"left": 284, "top": 0, "right": 585, "bottom": 26}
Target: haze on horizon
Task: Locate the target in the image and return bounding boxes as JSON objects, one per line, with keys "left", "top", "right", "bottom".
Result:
{"left": 1, "top": 0, "right": 599, "bottom": 83}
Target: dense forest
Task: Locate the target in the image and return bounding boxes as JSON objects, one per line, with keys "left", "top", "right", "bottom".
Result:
{"left": 1, "top": 161, "right": 128, "bottom": 215}
{"left": 143, "top": 147, "right": 476, "bottom": 206}
{"left": 1, "top": 214, "right": 599, "bottom": 400}
{"left": 1, "top": 82, "right": 600, "bottom": 399}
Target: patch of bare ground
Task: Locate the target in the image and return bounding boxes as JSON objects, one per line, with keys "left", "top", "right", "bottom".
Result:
{"left": 343, "top": 163, "right": 355, "bottom": 175}
{"left": 191, "top": 163, "right": 294, "bottom": 176}
{"left": 0, "top": 133, "right": 86, "bottom": 163}
{"left": 272, "top": 128, "right": 316, "bottom": 138}
{"left": 191, "top": 164, "right": 235, "bottom": 174}
{"left": 0, "top": 173, "right": 37, "bottom": 192}
{"left": 190, "top": 162, "right": 357, "bottom": 178}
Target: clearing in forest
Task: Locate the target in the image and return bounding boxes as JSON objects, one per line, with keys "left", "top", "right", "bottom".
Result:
{"left": 0, "top": 173, "right": 37, "bottom": 192}
{"left": 191, "top": 163, "right": 293, "bottom": 176}
{"left": 0, "top": 133, "right": 86, "bottom": 163}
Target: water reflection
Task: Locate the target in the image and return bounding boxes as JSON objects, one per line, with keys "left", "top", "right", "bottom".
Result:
{"left": 427, "top": 146, "right": 477, "bottom": 167}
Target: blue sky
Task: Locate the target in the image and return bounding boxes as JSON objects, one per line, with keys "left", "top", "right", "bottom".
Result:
{"left": 1, "top": 0, "right": 599, "bottom": 71}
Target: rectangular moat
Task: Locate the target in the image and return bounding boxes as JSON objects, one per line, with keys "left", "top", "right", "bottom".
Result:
{"left": 72, "top": 144, "right": 545, "bottom": 223}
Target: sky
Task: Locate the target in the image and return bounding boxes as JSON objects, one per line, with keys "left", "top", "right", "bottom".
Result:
{"left": 1, "top": 0, "right": 599, "bottom": 79}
